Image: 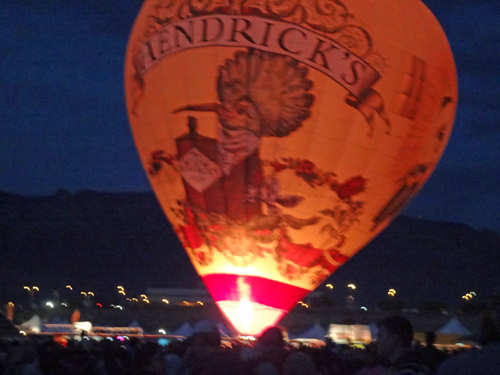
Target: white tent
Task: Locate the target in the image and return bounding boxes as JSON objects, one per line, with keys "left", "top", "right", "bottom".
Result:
{"left": 128, "top": 319, "right": 142, "bottom": 329}
{"left": 20, "top": 315, "right": 41, "bottom": 333}
{"left": 437, "top": 317, "right": 471, "bottom": 336}
{"left": 173, "top": 322, "right": 193, "bottom": 337}
{"left": 297, "top": 323, "right": 327, "bottom": 340}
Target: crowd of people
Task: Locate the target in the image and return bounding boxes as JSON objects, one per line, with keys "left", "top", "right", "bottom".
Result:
{"left": 1, "top": 314, "right": 499, "bottom": 375}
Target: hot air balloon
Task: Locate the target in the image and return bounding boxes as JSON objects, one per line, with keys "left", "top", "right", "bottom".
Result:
{"left": 124, "top": 0, "right": 457, "bottom": 335}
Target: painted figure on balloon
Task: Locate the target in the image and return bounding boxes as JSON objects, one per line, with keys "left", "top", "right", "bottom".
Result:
{"left": 151, "top": 49, "right": 368, "bottom": 282}
{"left": 171, "top": 49, "right": 331, "bottom": 268}
{"left": 173, "top": 49, "right": 315, "bottom": 224}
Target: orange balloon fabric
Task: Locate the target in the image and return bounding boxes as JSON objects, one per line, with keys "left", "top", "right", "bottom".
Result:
{"left": 125, "top": 0, "right": 457, "bottom": 335}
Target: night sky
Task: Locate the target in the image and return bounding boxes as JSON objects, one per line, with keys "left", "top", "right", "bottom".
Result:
{"left": 1, "top": 0, "right": 499, "bottom": 233}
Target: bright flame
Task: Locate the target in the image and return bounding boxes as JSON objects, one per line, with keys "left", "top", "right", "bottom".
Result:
{"left": 238, "top": 299, "right": 253, "bottom": 334}
{"left": 237, "top": 278, "right": 252, "bottom": 334}
{"left": 216, "top": 277, "right": 286, "bottom": 335}
{"left": 217, "top": 300, "right": 285, "bottom": 335}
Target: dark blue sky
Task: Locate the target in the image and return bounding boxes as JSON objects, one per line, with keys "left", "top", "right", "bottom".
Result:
{"left": 1, "top": 0, "right": 499, "bottom": 232}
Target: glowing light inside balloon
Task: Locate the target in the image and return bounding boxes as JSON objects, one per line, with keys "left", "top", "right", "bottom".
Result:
{"left": 217, "top": 300, "right": 285, "bottom": 336}
{"left": 238, "top": 299, "right": 252, "bottom": 334}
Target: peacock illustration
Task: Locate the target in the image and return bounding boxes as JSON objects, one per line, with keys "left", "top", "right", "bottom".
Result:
{"left": 173, "top": 48, "right": 314, "bottom": 139}
{"left": 173, "top": 49, "right": 317, "bottom": 228}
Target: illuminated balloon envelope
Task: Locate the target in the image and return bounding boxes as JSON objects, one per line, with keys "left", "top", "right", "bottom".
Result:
{"left": 125, "top": 0, "right": 457, "bottom": 335}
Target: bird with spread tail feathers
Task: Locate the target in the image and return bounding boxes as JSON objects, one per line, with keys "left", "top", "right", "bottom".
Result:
{"left": 173, "top": 49, "right": 315, "bottom": 137}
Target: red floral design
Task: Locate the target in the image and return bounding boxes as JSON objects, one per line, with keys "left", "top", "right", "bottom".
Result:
{"left": 185, "top": 207, "right": 197, "bottom": 225}
{"left": 241, "top": 7, "right": 263, "bottom": 16}
{"left": 278, "top": 262, "right": 300, "bottom": 280}
{"left": 176, "top": 224, "right": 203, "bottom": 249}
{"left": 184, "top": 225, "right": 203, "bottom": 249}
{"left": 325, "top": 173, "right": 339, "bottom": 191}
{"left": 209, "top": 224, "right": 226, "bottom": 232}
{"left": 151, "top": 150, "right": 165, "bottom": 161}
{"left": 277, "top": 235, "right": 324, "bottom": 268}
{"left": 296, "top": 159, "right": 316, "bottom": 175}
{"left": 271, "top": 161, "right": 287, "bottom": 172}
{"left": 148, "top": 150, "right": 175, "bottom": 176}
{"left": 254, "top": 229, "right": 273, "bottom": 236}
{"left": 285, "top": 264, "right": 299, "bottom": 277}
{"left": 176, "top": 207, "right": 204, "bottom": 249}
{"left": 328, "top": 249, "right": 349, "bottom": 264}
{"left": 335, "top": 175, "right": 367, "bottom": 200}
{"left": 277, "top": 233, "right": 349, "bottom": 274}
{"left": 196, "top": 251, "right": 206, "bottom": 263}
{"left": 148, "top": 162, "right": 162, "bottom": 176}
{"left": 209, "top": 235, "right": 219, "bottom": 248}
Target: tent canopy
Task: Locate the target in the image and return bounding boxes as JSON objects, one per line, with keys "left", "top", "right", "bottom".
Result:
{"left": 20, "top": 315, "right": 41, "bottom": 333}
{"left": 437, "top": 317, "right": 471, "bottom": 336}
{"left": 128, "top": 319, "right": 142, "bottom": 329}
{"left": 296, "top": 323, "right": 327, "bottom": 340}
{"left": 173, "top": 322, "right": 193, "bottom": 337}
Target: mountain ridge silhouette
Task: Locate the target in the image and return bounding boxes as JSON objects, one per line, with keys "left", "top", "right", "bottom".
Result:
{"left": 1, "top": 190, "right": 499, "bottom": 306}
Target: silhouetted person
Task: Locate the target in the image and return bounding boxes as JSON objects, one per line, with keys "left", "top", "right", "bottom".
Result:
{"left": 419, "top": 332, "right": 446, "bottom": 371}
{"left": 249, "top": 327, "right": 289, "bottom": 375}
{"left": 245, "top": 327, "right": 317, "bottom": 375}
{"left": 375, "top": 315, "right": 430, "bottom": 375}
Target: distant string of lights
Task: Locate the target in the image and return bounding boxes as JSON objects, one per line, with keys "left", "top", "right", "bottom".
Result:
{"left": 7, "top": 284, "right": 482, "bottom": 312}
{"left": 462, "top": 291, "right": 476, "bottom": 300}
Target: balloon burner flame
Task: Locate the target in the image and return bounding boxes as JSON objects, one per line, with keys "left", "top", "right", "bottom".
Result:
{"left": 238, "top": 299, "right": 253, "bottom": 334}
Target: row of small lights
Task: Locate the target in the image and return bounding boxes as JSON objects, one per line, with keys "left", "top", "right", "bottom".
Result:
{"left": 18, "top": 285, "right": 478, "bottom": 306}
{"left": 21, "top": 287, "right": 473, "bottom": 311}
{"left": 11, "top": 285, "right": 202, "bottom": 309}
{"left": 298, "top": 284, "right": 393, "bottom": 311}
{"left": 462, "top": 291, "right": 476, "bottom": 300}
